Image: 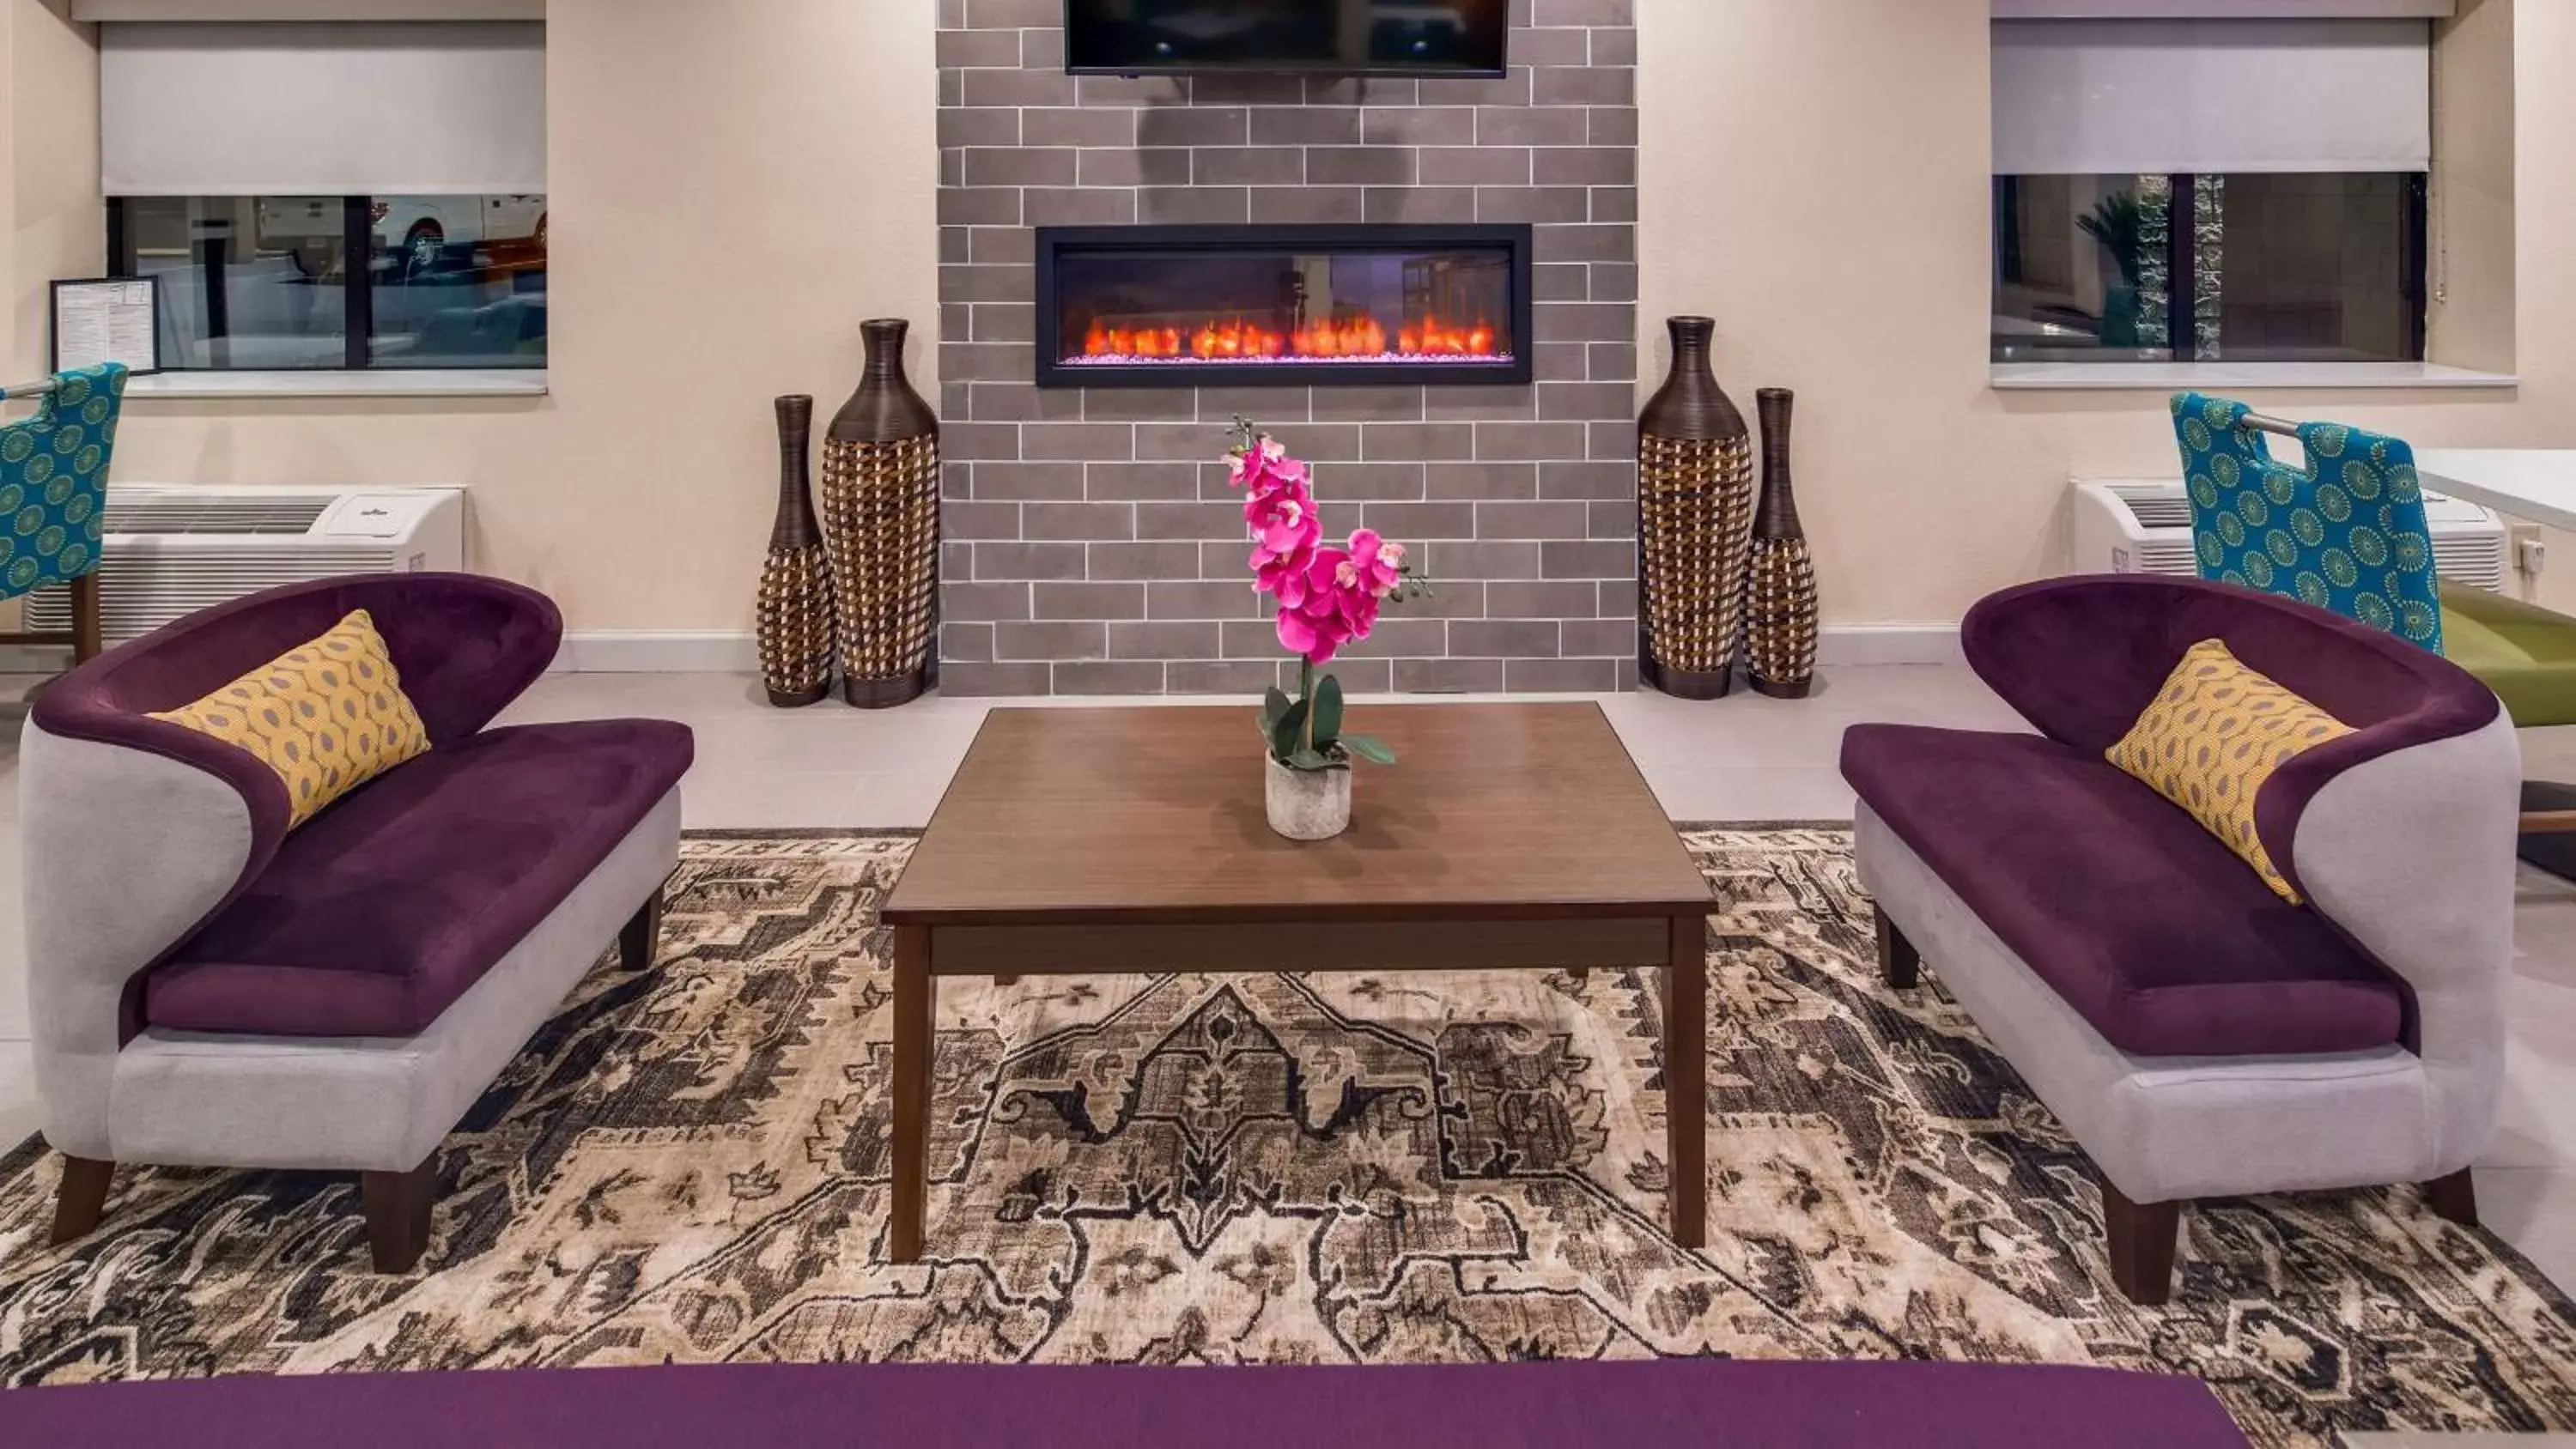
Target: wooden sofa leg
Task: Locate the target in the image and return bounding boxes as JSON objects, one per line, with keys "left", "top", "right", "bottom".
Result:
{"left": 1874, "top": 906, "right": 1921, "bottom": 990}
{"left": 362, "top": 1164, "right": 435, "bottom": 1274}
{"left": 2104, "top": 1180, "right": 2183, "bottom": 1306}
{"left": 2424, "top": 1167, "right": 2479, "bottom": 1228}
{"left": 50, "top": 1155, "right": 113, "bottom": 1245}
{"left": 618, "top": 883, "right": 665, "bottom": 973}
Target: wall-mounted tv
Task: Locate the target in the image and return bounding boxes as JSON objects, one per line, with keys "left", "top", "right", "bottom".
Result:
{"left": 1065, "top": 1, "right": 1510, "bottom": 78}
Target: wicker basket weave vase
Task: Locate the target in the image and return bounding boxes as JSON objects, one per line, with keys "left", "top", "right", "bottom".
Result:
{"left": 1746, "top": 387, "right": 1820, "bottom": 699}
{"left": 756, "top": 395, "right": 835, "bottom": 707}
{"left": 1636, "top": 316, "right": 1755, "bottom": 700}
{"left": 822, "top": 319, "right": 940, "bottom": 709}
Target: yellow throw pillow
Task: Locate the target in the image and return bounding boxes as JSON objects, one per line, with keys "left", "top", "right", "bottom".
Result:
{"left": 2106, "top": 639, "right": 2354, "bottom": 905}
{"left": 153, "top": 609, "right": 431, "bottom": 828}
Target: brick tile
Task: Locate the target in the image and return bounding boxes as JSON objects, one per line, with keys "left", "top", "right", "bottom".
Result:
{"left": 1533, "top": 262, "right": 1589, "bottom": 301}
{"left": 997, "top": 621, "right": 1107, "bottom": 661}
{"left": 1361, "top": 421, "right": 1477, "bottom": 462}
{"left": 1309, "top": 147, "right": 1417, "bottom": 185}
{"left": 963, "top": 382, "right": 1081, "bottom": 421}
{"left": 1532, "top": 301, "right": 1633, "bottom": 343}
{"left": 961, "top": 69, "right": 1075, "bottom": 107}
{"left": 1589, "top": 106, "right": 1639, "bottom": 146}
{"left": 938, "top": 107, "right": 1020, "bottom": 148}
{"left": 1589, "top": 341, "right": 1640, "bottom": 382}
{"left": 1532, "top": 0, "right": 1635, "bottom": 24}
{"left": 1083, "top": 389, "right": 1199, "bottom": 422}
{"left": 1561, "top": 619, "right": 1636, "bottom": 659}
{"left": 1454, "top": 619, "right": 1562, "bottom": 658}
{"left": 1488, "top": 580, "right": 1600, "bottom": 617}
{"left": 1424, "top": 386, "right": 1538, "bottom": 421}
{"left": 973, "top": 542, "right": 1087, "bottom": 581}
{"left": 1587, "top": 263, "right": 1639, "bottom": 303}
{"left": 1150, "top": 581, "right": 1267, "bottom": 619}
{"left": 1429, "top": 539, "right": 1541, "bottom": 580}
{"left": 940, "top": 228, "right": 970, "bottom": 266}
{"left": 1078, "top": 147, "right": 1190, "bottom": 186}
{"left": 1136, "top": 500, "right": 1243, "bottom": 539}
{"left": 1134, "top": 421, "right": 1231, "bottom": 462}
{"left": 1088, "top": 541, "right": 1204, "bottom": 580}
{"left": 941, "top": 621, "right": 994, "bottom": 664}
{"left": 1110, "top": 621, "right": 1223, "bottom": 659}
{"left": 1476, "top": 186, "right": 1590, "bottom": 224}
{"left": 1396, "top": 658, "right": 1506, "bottom": 693}
{"left": 1475, "top": 421, "right": 1592, "bottom": 460}
{"left": 1264, "top": 422, "right": 1363, "bottom": 460}
{"left": 942, "top": 420, "right": 1021, "bottom": 462}
{"left": 1023, "top": 422, "right": 1136, "bottom": 461}
{"left": 1250, "top": 107, "right": 1361, "bottom": 144}
{"left": 1541, "top": 460, "right": 1636, "bottom": 500}
{"left": 1306, "top": 76, "right": 1413, "bottom": 106}
{"left": 1428, "top": 462, "right": 1538, "bottom": 500}
{"left": 1532, "top": 66, "right": 1634, "bottom": 106}
{"left": 1190, "top": 74, "right": 1309, "bottom": 106}
{"left": 1139, "top": 107, "right": 1249, "bottom": 147}
{"left": 944, "top": 500, "right": 1020, "bottom": 541}
{"left": 1055, "top": 661, "right": 1169, "bottom": 694}
{"left": 1591, "top": 185, "right": 1640, "bottom": 223}
{"left": 1200, "top": 539, "right": 1253, "bottom": 575}
{"left": 1023, "top": 188, "right": 1138, "bottom": 226}
{"left": 1418, "top": 70, "right": 1531, "bottom": 106}
{"left": 1505, "top": 657, "right": 1619, "bottom": 693}
{"left": 943, "top": 458, "right": 973, "bottom": 499}
{"left": 1309, "top": 461, "right": 1425, "bottom": 501}
{"left": 963, "top": 0, "right": 1056, "bottom": 22}
{"left": 1297, "top": 657, "right": 1393, "bottom": 694}
{"left": 1510, "top": 27, "right": 1593, "bottom": 66}
{"left": 1589, "top": 27, "right": 1640, "bottom": 66}
{"left": 1199, "top": 386, "right": 1311, "bottom": 424}
{"left": 1020, "top": 27, "right": 1065, "bottom": 69}
{"left": 1588, "top": 500, "right": 1639, "bottom": 540}
{"left": 967, "top": 225, "right": 1034, "bottom": 263}
{"left": 963, "top": 147, "right": 1073, "bottom": 186}
{"left": 1476, "top": 500, "right": 1591, "bottom": 537}
{"left": 940, "top": 263, "right": 1033, "bottom": 305}
{"left": 1251, "top": 186, "right": 1365, "bottom": 224}
{"left": 1600, "top": 579, "right": 1639, "bottom": 617}
{"left": 1220, "top": 619, "right": 1287, "bottom": 658}
{"left": 1075, "top": 74, "right": 1183, "bottom": 106}
{"left": 1539, "top": 381, "right": 1633, "bottom": 420}
{"left": 1534, "top": 343, "right": 1590, "bottom": 383}
{"left": 1025, "top": 500, "right": 1133, "bottom": 541}
{"left": 938, "top": 187, "right": 1020, "bottom": 226}
{"left": 1536, "top": 223, "right": 1633, "bottom": 263}
{"left": 941, "top": 661, "right": 1054, "bottom": 697}
{"left": 1419, "top": 145, "right": 1531, "bottom": 186}
{"left": 1400, "top": 580, "right": 1491, "bottom": 618}
{"left": 1534, "top": 147, "right": 1637, "bottom": 186}
{"left": 1361, "top": 107, "right": 1477, "bottom": 145}
{"left": 1336, "top": 616, "right": 1449, "bottom": 658}
{"left": 1309, "top": 387, "right": 1425, "bottom": 422}
{"left": 1170, "top": 659, "right": 1286, "bottom": 694}
{"left": 944, "top": 581, "right": 1034, "bottom": 622}
{"left": 1361, "top": 501, "right": 1477, "bottom": 540}
{"left": 1023, "top": 106, "right": 1136, "bottom": 147}
{"left": 1143, "top": 186, "right": 1251, "bottom": 223}
{"left": 1541, "top": 540, "right": 1633, "bottom": 579}
{"left": 1194, "top": 147, "right": 1307, "bottom": 185}
{"left": 1086, "top": 462, "right": 1203, "bottom": 501}
{"left": 1034, "top": 582, "right": 1146, "bottom": 620}
{"left": 1476, "top": 106, "right": 1589, "bottom": 147}
{"left": 1364, "top": 186, "right": 1477, "bottom": 224}
{"left": 1589, "top": 418, "right": 1639, "bottom": 461}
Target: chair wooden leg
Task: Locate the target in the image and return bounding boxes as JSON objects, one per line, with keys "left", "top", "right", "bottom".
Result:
{"left": 2103, "top": 1180, "right": 2183, "bottom": 1306}
{"left": 618, "top": 883, "right": 664, "bottom": 973}
{"left": 49, "top": 1155, "right": 113, "bottom": 1246}
{"left": 362, "top": 1163, "right": 435, "bottom": 1274}
{"left": 1874, "top": 905, "right": 1921, "bottom": 990}
{"left": 2424, "top": 1167, "right": 2479, "bottom": 1228}
{"left": 68, "top": 572, "right": 103, "bottom": 664}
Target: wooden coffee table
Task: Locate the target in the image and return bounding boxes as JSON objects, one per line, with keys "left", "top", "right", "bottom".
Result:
{"left": 878, "top": 702, "right": 1715, "bottom": 1262}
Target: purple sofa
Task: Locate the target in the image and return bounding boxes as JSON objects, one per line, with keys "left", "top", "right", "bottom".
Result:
{"left": 1843, "top": 575, "right": 2519, "bottom": 1303}
{"left": 20, "top": 573, "right": 693, "bottom": 1272}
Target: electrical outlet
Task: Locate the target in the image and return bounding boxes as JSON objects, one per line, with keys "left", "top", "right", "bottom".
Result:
{"left": 2512, "top": 523, "right": 2549, "bottom": 579}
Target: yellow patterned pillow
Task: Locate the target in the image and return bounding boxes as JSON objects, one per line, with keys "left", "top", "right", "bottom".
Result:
{"left": 153, "top": 609, "right": 431, "bottom": 828}
{"left": 2106, "top": 639, "right": 2354, "bottom": 904}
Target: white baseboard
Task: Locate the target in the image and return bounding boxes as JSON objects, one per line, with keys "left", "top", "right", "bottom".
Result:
{"left": 1814, "top": 624, "right": 1966, "bottom": 668}
{"left": 15, "top": 625, "right": 1971, "bottom": 679}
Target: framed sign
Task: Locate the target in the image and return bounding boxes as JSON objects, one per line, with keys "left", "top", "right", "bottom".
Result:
{"left": 50, "top": 276, "right": 163, "bottom": 376}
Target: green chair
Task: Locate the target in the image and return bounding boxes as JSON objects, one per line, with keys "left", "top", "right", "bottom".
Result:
{"left": 0, "top": 364, "right": 126, "bottom": 668}
{"left": 2171, "top": 393, "right": 2576, "bottom": 874}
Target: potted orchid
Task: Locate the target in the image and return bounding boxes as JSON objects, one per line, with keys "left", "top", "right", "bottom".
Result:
{"left": 1230, "top": 417, "right": 1431, "bottom": 840}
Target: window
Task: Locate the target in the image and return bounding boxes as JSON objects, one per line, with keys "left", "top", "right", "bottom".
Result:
{"left": 1990, "top": 15, "right": 2433, "bottom": 367}
{"left": 98, "top": 20, "right": 545, "bottom": 373}
{"left": 110, "top": 194, "right": 548, "bottom": 371}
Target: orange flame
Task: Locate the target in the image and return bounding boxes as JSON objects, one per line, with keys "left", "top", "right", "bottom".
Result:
{"left": 1078, "top": 312, "right": 1499, "bottom": 362}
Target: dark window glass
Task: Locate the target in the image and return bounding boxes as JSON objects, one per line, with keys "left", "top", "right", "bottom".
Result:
{"left": 110, "top": 193, "right": 546, "bottom": 371}
{"left": 1991, "top": 172, "right": 2426, "bottom": 365}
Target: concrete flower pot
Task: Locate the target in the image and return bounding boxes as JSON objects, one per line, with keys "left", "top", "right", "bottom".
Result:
{"left": 1265, "top": 754, "right": 1352, "bottom": 841}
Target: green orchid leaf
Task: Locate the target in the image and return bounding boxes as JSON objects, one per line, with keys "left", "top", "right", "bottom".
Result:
{"left": 1270, "top": 699, "right": 1310, "bottom": 761}
{"left": 1312, "top": 672, "right": 1345, "bottom": 749}
{"left": 1287, "top": 749, "right": 1334, "bottom": 772}
{"left": 1342, "top": 733, "right": 1397, "bottom": 766}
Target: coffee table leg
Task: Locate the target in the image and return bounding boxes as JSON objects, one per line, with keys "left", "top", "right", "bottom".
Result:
{"left": 1666, "top": 913, "right": 1707, "bottom": 1250}
{"left": 890, "top": 925, "right": 931, "bottom": 1264}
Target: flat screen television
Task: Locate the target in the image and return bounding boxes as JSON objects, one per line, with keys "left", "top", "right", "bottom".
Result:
{"left": 1064, "top": 1, "right": 1510, "bottom": 78}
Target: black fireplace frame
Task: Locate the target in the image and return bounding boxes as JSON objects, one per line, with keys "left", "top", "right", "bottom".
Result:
{"left": 1033, "top": 222, "right": 1535, "bottom": 389}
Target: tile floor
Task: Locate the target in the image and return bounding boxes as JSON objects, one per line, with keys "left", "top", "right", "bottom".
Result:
{"left": 2, "top": 664, "right": 2572, "bottom": 1303}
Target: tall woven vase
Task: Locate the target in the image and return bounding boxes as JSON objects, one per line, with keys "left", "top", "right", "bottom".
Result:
{"left": 1746, "top": 387, "right": 1820, "bottom": 699}
{"left": 757, "top": 395, "right": 835, "bottom": 706}
{"left": 822, "top": 318, "right": 940, "bottom": 709}
{"left": 1636, "top": 316, "right": 1754, "bottom": 700}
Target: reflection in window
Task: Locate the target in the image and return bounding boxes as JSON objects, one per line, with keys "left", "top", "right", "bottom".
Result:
{"left": 110, "top": 195, "right": 546, "bottom": 371}
{"left": 1992, "top": 173, "right": 2425, "bottom": 366}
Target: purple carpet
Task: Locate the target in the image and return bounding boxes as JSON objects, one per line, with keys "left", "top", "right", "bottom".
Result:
{"left": 7, "top": 1359, "right": 2246, "bottom": 1447}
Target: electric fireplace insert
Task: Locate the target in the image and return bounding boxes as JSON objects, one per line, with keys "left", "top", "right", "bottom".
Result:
{"left": 1035, "top": 223, "right": 1534, "bottom": 388}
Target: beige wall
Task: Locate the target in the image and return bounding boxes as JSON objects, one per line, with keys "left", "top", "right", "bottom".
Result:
{"left": 1641, "top": 0, "right": 2576, "bottom": 624}
{"left": 2, "top": 0, "right": 940, "bottom": 636}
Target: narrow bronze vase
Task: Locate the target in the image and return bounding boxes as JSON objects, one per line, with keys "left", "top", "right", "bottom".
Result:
{"left": 757, "top": 395, "right": 835, "bottom": 706}
{"left": 821, "top": 318, "right": 941, "bottom": 709}
{"left": 1636, "top": 316, "right": 1755, "bottom": 700}
{"left": 1746, "top": 387, "right": 1820, "bottom": 699}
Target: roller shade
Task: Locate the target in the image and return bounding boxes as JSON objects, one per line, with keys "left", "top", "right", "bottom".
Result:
{"left": 101, "top": 21, "right": 545, "bottom": 197}
{"left": 1992, "top": 18, "right": 2432, "bottom": 175}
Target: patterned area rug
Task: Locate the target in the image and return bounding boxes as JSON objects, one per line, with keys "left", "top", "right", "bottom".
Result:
{"left": 3, "top": 828, "right": 2573, "bottom": 1448}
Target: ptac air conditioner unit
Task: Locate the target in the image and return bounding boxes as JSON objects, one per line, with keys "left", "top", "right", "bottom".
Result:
{"left": 21, "top": 485, "right": 466, "bottom": 645}
{"left": 2070, "top": 477, "right": 2509, "bottom": 594}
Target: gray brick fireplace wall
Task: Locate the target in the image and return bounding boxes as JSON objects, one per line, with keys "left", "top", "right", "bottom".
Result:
{"left": 933, "top": 0, "right": 1639, "bottom": 696}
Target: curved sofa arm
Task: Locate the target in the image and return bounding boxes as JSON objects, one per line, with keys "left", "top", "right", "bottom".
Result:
{"left": 21, "top": 572, "right": 561, "bottom": 1157}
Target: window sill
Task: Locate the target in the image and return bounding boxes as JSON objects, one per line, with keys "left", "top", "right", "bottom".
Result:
{"left": 1990, "top": 361, "right": 2518, "bottom": 393}
{"left": 123, "top": 369, "right": 549, "bottom": 400}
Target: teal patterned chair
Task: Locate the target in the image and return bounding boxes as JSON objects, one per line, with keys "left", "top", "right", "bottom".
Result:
{"left": 2169, "top": 392, "right": 2445, "bottom": 652}
{"left": 0, "top": 363, "right": 127, "bottom": 664}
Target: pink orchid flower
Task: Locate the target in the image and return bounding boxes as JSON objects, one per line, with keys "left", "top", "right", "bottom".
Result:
{"left": 1340, "top": 529, "right": 1405, "bottom": 598}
